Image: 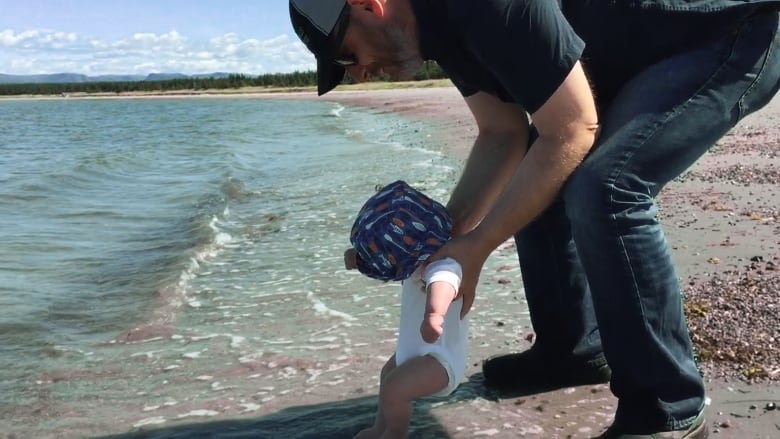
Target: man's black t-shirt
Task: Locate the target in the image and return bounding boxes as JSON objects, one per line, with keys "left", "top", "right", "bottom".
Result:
{"left": 411, "top": 0, "right": 779, "bottom": 112}
{"left": 412, "top": 0, "right": 584, "bottom": 114}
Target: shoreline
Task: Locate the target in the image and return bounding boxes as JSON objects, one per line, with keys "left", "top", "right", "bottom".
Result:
{"left": 0, "top": 79, "right": 452, "bottom": 102}
{"left": 6, "top": 84, "right": 776, "bottom": 437}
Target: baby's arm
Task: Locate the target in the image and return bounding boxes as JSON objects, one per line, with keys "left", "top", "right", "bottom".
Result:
{"left": 420, "top": 258, "right": 463, "bottom": 343}
{"left": 421, "top": 280, "right": 457, "bottom": 343}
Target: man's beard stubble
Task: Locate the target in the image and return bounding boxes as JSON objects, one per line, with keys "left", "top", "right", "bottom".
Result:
{"left": 385, "top": 26, "right": 423, "bottom": 80}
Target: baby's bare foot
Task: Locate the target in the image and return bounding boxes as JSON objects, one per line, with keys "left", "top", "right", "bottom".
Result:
{"left": 353, "top": 426, "right": 384, "bottom": 439}
{"left": 379, "top": 429, "right": 408, "bottom": 439}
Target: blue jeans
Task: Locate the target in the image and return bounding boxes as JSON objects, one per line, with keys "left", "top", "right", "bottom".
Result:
{"left": 515, "top": 9, "right": 780, "bottom": 432}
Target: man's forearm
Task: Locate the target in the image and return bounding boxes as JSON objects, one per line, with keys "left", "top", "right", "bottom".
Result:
{"left": 446, "top": 131, "right": 528, "bottom": 236}
{"left": 470, "top": 131, "right": 596, "bottom": 253}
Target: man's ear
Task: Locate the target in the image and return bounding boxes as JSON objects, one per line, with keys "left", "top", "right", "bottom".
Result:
{"left": 347, "top": 0, "right": 385, "bottom": 17}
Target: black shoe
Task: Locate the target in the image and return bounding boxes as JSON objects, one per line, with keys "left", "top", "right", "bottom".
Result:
{"left": 594, "top": 411, "right": 708, "bottom": 438}
{"left": 482, "top": 347, "right": 611, "bottom": 395}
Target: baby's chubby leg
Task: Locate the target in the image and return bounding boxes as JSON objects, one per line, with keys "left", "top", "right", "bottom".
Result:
{"left": 353, "top": 354, "right": 449, "bottom": 438}
{"left": 353, "top": 355, "right": 397, "bottom": 439}
{"left": 378, "top": 355, "right": 449, "bottom": 439}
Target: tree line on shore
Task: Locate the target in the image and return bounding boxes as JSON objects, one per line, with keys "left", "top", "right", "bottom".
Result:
{"left": 0, "top": 61, "right": 449, "bottom": 96}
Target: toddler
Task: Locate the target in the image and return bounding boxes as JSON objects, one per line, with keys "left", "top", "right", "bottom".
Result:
{"left": 345, "top": 180, "right": 469, "bottom": 439}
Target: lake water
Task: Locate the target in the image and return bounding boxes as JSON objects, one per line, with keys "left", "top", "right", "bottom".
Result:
{"left": 0, "top": 97, "right": 527, "bottom": 438}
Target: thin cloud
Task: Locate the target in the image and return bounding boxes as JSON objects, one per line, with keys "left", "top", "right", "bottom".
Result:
{"left": 0, "top": 28, "right": 315, "bottom": 76}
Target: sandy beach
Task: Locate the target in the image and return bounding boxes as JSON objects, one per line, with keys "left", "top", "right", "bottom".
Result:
{"left": 300, "top": 86, "right": 780, "bottom": 438}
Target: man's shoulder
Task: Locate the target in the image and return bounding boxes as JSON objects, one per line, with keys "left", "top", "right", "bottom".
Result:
{"left": 566, "top": 0, "right": 780, "bottom": 12}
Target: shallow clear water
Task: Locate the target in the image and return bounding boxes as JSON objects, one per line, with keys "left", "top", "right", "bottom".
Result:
{"left": 0, "top": 97, "right": 526, "bottom": 438}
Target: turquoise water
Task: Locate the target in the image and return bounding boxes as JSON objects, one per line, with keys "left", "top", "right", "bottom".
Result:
{"left": 0, "top": 97, "right": 526, "bottom": 438}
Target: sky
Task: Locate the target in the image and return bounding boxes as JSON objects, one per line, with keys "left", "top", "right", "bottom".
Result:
{"left": 0, "top": 0, "right": 316, "bottom": 77}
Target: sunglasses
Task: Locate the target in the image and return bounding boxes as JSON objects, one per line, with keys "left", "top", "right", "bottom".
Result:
{"left": 331, "top": 5, "right": 357, "bottom": 67}
{"left": 333, "top": 57, "right": 358, "bottom": 67}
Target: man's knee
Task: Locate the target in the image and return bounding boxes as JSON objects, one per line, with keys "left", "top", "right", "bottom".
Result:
{"left": 564, "top": 162, "right": 612, "bottom": 220}
{"left": 565, "top": 161, "right": 657, "bottom": 228}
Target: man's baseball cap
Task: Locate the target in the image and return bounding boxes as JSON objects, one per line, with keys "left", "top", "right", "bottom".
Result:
{"left": 350, "top": 181, "right": 453, "bottom": 281}
{"left": 289, "top": 0, "right": 348, "bottom": 95}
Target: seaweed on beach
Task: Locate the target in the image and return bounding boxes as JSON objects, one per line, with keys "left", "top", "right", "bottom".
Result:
{"left": 686, "top": 163, "right": 780, "bottom": 186}
{"left": 683, "top": 260, "right": 780, "bottom": 383}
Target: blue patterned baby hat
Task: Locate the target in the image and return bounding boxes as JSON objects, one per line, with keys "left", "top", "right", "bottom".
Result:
{"left": 350, "top": 180, "right": 452, "bottom": 281}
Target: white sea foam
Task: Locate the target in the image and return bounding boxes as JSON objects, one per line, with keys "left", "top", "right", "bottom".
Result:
{"left": 240, "top": 402, "right": 262, "bottom": 412}
{"left": 182, "top": 351, "right": 205, "bottom": 359}
{"left": 308, "top": 292, "right": 356, "bottom": 321}
{"left": 309, "top": 324, "right": 344, "bottom": 337}
{"left": 329, "top": 104, "right": 345, "bottom": 117}
{"left": 130, "top": 349, "right": 164, "bottom": 358}
{"left": 190, "top": 334, "right": 218, "bottom": 342}
{"left": 279, "top": 367, "right": 298, "bottom": 378}
{"left": 297, "top": 344, "right": 342, "bottom": 351}
{"left": 238, "top": 352, "right": 264, "bottom": 364}
{"left": 326, "top": 363, "right": 349, "bottom": 372}
{"left": 308, "top": 336, "right": 338, "bottom": 343}
{"left": 229, "top": 335, "right": 245, "bottom": 348}
{"left": 211, "top": 382, "right": 229, "bottom": 390}
{"left": 305, "top": 369, "right": 322, "bottom": 383}
{"left": 176, "top": 410, "right": 219, "bottom": 418}
{"left": 118, "top": 214, "right": 235, "bottom": 345}
{"left": 132, "top": 417, "right": 167, "bottom": 428}
{"left": 263, "top": 339, "right": 294, "bottom": 345}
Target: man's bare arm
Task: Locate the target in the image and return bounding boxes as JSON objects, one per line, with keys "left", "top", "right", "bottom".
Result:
{"left": 446, "top": 92, "right": 530, "bottom": 236}
{"left": 434, "top": 61, "right": 600, "bottom": 316}
{"left": 470, "top": 61, "right": 599, "bottom": 252}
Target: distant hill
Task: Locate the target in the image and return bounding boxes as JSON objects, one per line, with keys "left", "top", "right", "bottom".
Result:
{"left": 0, "top": 72, "right": 238, "bottom": 84}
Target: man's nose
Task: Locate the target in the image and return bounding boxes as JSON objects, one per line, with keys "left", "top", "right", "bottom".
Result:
{"left": 345, "top": 65, "right": 367, "bottom": 82}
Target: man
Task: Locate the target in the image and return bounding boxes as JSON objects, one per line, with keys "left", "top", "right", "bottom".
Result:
{"left": 289, "top": 0, "right": 780, "bottom": 437}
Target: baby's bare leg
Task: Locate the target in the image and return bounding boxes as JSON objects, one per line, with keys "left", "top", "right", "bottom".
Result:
{"left": 353, "top": 355, "right": 397, "bottom": 439}
{"left": 379, "top": 355, "right": 449, "bottom": 439}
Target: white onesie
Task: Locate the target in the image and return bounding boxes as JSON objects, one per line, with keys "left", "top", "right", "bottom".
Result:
{"left": 394, "top": 257, "right": 468, "bottom": 397}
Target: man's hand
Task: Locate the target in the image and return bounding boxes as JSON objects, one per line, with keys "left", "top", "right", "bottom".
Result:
{"left": 344, "top": 248, "right": 358, "bottom": 270}
{"left": 427, "top": 233, "right": 489, "bottom": 319}
{"left": 420, "top": 313, "right": 445, "bottom": 343}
